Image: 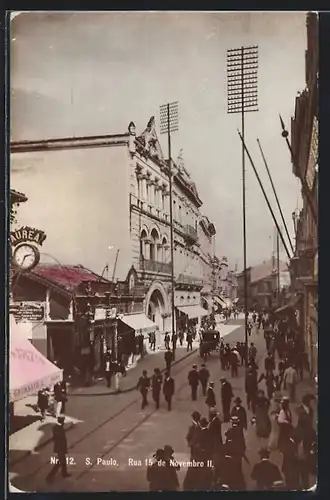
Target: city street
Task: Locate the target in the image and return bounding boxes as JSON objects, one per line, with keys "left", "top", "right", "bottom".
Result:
{"left": 9, "top": 319, "right": 316, "bottom": 492}
{"left": 9, "top": 11, "right": 318, "bottom": 495}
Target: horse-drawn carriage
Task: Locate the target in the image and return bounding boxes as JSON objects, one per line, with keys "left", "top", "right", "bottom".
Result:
{"left": 199, "top": 329, "right": 220, "bottom": 359}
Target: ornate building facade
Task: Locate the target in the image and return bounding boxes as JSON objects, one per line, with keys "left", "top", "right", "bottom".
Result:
{"left": 11, "top": 116, "right": 216, "bottom": 349}
{"left": 289, "top": 12, "right": 318, "bottom": 379}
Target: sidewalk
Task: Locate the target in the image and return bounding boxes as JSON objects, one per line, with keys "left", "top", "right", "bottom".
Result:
{"left": 68, "top": 343, "right": 198, "bottom": 396}
{"left": 9, "top": 343, "right": 198, "bottom": 467}
{"left": 68, "top": 317, "right": 240, "bottom": 396}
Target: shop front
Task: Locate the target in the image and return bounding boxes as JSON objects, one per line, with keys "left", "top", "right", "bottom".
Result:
{"left": 176, "top": 304, "right": 208, "bottom": 333}
{"left": 119, "top": 313, "right": 158, "bottom": 364}
{"left": 46, "top": 321, "right": 76, "bottom": 378}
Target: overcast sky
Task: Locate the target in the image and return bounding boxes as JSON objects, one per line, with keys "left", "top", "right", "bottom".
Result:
{"left": 10, "top": 11, "right": 306, "bottom": 270}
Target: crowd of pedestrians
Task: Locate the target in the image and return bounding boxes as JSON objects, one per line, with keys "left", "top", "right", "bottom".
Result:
{"left": 143, "top": 308, "right": 317, "bottom": 491}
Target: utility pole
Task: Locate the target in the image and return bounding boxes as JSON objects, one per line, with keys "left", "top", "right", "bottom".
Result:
{"left": 227, "top": 45, "right": 258, "bottom": 366}
{"left": 277, "top": 228, "right": 280, "bottom": 306}
{"left": 160, "top": 102, "right": 179, "bottom": 338}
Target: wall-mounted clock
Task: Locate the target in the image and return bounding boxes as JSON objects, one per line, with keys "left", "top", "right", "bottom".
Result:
{"left": 12, "top": 243, "right": 40, "bottom": 271}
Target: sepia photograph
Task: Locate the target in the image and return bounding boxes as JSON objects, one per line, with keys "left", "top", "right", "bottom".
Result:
{"left": 8, "top": 11, "right": 318, "bottom": 492}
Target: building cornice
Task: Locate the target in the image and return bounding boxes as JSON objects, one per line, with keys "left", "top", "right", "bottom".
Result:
{"left": 174, "top": 172, "right": 203, "bottom": 208}
{"left": 11, "top": 133, "right": 130, "bottom": 153}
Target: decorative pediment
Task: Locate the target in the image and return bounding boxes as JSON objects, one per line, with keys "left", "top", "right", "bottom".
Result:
{"left": 138, "top": 117, "right": 164, "bottom": 161}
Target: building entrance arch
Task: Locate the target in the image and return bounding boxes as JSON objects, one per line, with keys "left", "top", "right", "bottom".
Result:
{"left": 148, "top": 289, "right": 165, "bottom": 333}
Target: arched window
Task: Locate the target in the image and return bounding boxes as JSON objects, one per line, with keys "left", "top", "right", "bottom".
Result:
{"left": 140, "top": 229, "right": 148, "bottom": 259}
{"left": 150, "top": 228, "right": 159, "bottom": 261}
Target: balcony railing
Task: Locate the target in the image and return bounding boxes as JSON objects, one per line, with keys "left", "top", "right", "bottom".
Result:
{"left": 115, "top": 282, "right": 146, "bottom": 297}
{"left": 176, "top": 274, "right": 204, "bottom": 287}
{"left": 184, "top": 224, "right": 198, "bottom": 244}
{"left": 139, "top": 258, "right": 172, "bottom": 275}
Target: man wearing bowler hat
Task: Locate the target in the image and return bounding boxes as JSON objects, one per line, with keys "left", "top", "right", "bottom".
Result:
{"left": 220, "top": 377, "right": 234, "bottom": 422}
{"left": 230, "top": 397, "right": 247, "bottom": 431}
{"left": 46, "top": 415, "right": 71, "bottom": 483}
{"left": 251, "top": 447, "right": 282, "bottom": 490}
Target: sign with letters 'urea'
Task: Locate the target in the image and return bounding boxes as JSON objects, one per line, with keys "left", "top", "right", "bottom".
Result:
{"left": 10, "top": 226, "right": 47, "bottom": 247}
{"left": 10, "top": 302, "right": 45, "bottom": 322}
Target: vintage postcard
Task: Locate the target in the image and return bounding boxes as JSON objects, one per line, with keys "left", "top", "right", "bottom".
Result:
{"left": 8, "top": 11, "right": 318, "bottom": 492}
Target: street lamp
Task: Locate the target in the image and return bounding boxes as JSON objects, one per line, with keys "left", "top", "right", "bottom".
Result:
{"left": 227, "top": 45, "right": 258, "bottom": 366}
{"left": 160, "top": 101, "right": 179, "bottom": 338}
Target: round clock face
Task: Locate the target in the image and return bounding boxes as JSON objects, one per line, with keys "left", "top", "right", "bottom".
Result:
{"left": 12, "top": 243, "right": 40, "bottom": 271}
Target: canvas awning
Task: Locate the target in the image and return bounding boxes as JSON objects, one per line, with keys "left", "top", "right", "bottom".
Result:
{"left": 176, "top": 305, "right": 208, "bottom": 319}
{"left": 275, "top": 296, "right": 302, "bottom": 315}
{"left": 10, "top": 315, "right": 63, "bottom": 403}
{"left": 119, "top": 314, "right": 158, "bottom": 336}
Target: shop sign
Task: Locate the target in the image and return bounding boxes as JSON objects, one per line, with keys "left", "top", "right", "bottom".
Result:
{"left": 10, "top": 226, "right": 47, "bottom": 248}
{"left": 10, "top": 302, "right": 45, "bottom": 322}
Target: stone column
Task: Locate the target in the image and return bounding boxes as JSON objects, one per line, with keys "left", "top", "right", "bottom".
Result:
{"left": 68, "top": 299, "right": 74, "bottom": 321}
{"left": 144, "top": 240, "right": 151, "bottom": 260}
{"left": 45, "top": 288, "right": 51, "bottom": 320}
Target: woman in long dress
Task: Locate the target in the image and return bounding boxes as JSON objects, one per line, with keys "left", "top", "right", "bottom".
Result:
{"left": 255, "top": 389, "right": 271, "bottom": 438}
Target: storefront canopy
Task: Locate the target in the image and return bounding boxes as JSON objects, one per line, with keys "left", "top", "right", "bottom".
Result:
{"left": 119, "top": 314, "right": 158, "bottom": 336}
{"left": 177, "top": 305, "right": 208, "bottom": 319}
{"left": 9, "top": 315, "right": 63, "bottom": 403}
{"left": 275, "top": 296, "right": 301, "bottom": 315}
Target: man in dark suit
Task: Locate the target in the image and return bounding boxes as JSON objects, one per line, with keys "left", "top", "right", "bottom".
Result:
{"left": 151, "top": 368, "right": 163, "bottom": 410}
{"left": 163, "top": 372, "right": 175, "bottom": 411}
{"left": 54, "top": 381, "right": 67, "bottom": 417}
{"left": 104, "top": 349, "right": 112, "bottom": 388}
{"left": 164, "top": 348, "right": 174, "bottom": 372}
{"left": 220, "top": 377, "right": 234, "bottom": 422}
{"left": 137, "top": 370, "right": 150, "bottom": 409}
{"left": 205, "top": 381, "right": 216, "bottom": 409}
{"left": 171, "top": 333, "right": 178, "bottom": 359}
{"left": 186, "top": 411, "right": 201, "bottom": 460}
{"left": 188, "top": 365, "right": 200, "bottom": 401}
{"left": 230, "top": 397, "right": 247, "bottom": 431}
{"left": 251, "top": 447, "right": 282, "bottom": 490}
{"left": 186, "top": 331, "right": 193, "bottom": 352}
{"left": 46, "top": 416, "right": 71, "bottom": 482}
{"left": 198, "top": 363, "right": 210, "bottom": 396}
{"left": 208, "top": 407, "right": 223, "bottom": 452}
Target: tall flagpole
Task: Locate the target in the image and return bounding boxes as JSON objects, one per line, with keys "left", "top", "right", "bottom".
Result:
{"left": 160, "top": 102, "right": 179, "bottom": 340}
{"left": 227, "top": 45, "right": 258, "bottom": 366}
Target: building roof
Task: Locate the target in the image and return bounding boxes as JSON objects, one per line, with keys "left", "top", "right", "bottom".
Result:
{"left": 32, "top": 264, "right": 110, "bottom": 292}
{"left": 250, "top": 258, "right": 288, "bottom": 284}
